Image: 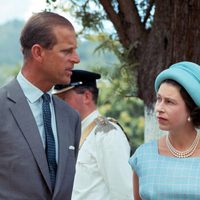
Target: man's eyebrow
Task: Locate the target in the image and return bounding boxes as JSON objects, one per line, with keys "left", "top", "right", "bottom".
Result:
{"left": 60, "top": 47, "right": 73, "bottom": 52}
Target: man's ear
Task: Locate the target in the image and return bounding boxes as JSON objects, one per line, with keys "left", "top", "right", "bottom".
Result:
{"left": 31, "top": 44, "right": 44, "bottom": 63}
{"left": 83, "top": 90, "right": 92, "bottom": 103}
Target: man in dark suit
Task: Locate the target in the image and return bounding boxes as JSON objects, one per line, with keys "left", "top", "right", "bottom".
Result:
{"left": 0, "top": 12, "right": 81, "bottom": 200}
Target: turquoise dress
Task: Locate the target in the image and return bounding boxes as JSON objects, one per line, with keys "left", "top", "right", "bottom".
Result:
{"left": 129, "top": 140, "right": 200, "bottom": 200}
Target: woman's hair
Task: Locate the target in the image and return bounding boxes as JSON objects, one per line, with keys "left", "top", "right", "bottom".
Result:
{"left": 160, "top": 79, "right": 200, "bottom": 128}
{"left": 20, "top": 11, "right": 74, "bottom": 58}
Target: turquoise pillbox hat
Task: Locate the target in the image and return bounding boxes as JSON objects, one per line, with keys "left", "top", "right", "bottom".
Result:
{"left": 155, "top": 61, "right": 200, "bottom": 106}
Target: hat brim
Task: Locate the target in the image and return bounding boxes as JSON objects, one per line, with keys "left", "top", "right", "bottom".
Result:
{"left": 155, "top": 67, "right": 200, "bottom": 106}
{"left": 52, "top": 86, "right": 74, "bottom": 95}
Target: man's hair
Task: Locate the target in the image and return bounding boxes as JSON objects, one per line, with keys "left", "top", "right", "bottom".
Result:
{"left": 20, "top": 11, "right": 74, "bottom": 58}
{"left": 74, "top": 86, "right": 99, "bottom": 104}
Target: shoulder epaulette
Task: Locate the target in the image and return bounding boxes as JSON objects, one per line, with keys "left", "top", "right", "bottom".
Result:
{"left": 107, "top": 117, "right": 125, "bottom": 132}
{"left": 94, "top": 116, "right": 116, "bottom": 134}
{"left": 107, "top": 117, "right": 118, "bottom": 124}
{"left": 96, "top": 116, "right": 132, "bottom": 156}
{"left": 107, "top": 117, "right": 131, "bottom": 143}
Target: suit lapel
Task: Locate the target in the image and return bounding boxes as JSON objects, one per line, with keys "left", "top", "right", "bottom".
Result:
{"left": 52, "top": 96, "right": 70, "bottom": 194}
{"left": 6, "top": 79, "right": 52, "bottom": 192}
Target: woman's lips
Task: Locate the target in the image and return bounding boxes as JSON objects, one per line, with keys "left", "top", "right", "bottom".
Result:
{"left": 157, "top": 116, "right": 167, "bottom": 124}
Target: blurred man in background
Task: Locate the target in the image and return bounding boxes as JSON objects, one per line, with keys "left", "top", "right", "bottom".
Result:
{"left": 53, "top": 69, "right": 133, "bottom": 200}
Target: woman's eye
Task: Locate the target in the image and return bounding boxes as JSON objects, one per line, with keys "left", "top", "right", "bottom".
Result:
{"left": 167, "top": 100, "right": 173, "bottom": 104}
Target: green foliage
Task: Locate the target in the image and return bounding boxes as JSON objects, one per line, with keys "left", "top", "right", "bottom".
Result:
{"left": 76, "top": 39, "right": 118, "bottom": 69}
{"left": 0, "top": 64, "right": 21, "bottom": 86}
{"left": 45, "top": 0, "right": 145, "bottom": 149}
{"left": 46, "top": 0, "right": 110, "bottom": 34}
{"left": 84, "top": 33, "right": 139, "bottom": 98}
{"left": 81, "top": 35, "right": 143, "bottom": 151}
{"left": 0, "top": 20, "right": 23, "bottom": 65}
{"left": 95, "top": 66, "right": 144, "bottom": 152}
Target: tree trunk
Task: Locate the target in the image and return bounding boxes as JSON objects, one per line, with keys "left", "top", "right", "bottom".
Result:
{"left": 138, "top": 0, "right": 200, "bottom": 107}
{"left": 144, "top": 106, "right": 167, "bottom": 142}
{"left": 99, "top": 0, "right": 200, "bottom": 106}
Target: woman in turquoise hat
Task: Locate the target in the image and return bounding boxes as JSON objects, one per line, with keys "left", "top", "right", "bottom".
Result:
{"left": 129, "top": 61, "right": 200, "bottom": 200}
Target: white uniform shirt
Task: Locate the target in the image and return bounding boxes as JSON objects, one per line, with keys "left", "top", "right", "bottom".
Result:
{"left": 72, "top": 110, "right": 133, "bottom": 200}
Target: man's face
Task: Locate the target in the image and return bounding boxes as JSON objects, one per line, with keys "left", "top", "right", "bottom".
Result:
{"left": 42, "top": 26, "right": 80, "bottom": 86}
{"left": 59, "top": 89, "right": 85, "bottom": 114}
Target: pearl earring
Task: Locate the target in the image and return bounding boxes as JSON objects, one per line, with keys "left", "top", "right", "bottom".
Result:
{"left": 187, "top": 116, "right": 191, "bottom": 122}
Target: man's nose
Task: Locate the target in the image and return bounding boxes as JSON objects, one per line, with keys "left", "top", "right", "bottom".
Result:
{"left": 72, "top": 51, "right": 80, "bottom": 64}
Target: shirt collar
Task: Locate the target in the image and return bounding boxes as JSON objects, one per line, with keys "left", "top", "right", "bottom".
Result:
{"left": 81, "top": 110, "right": 100, "bottom": 131}
{"left": 17, "top": 71, "right": 52, "bottom": 103}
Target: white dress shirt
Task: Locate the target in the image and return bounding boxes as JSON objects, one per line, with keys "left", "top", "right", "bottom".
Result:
{"left": 72, "top": 110, "right": 133, "bottom": 200}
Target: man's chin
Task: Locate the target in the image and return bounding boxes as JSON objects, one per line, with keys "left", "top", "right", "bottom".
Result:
{"left": 62, "top": 77, "right": 71, "bottom": 84}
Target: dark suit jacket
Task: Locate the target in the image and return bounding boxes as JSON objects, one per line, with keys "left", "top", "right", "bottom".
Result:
{"left": 0, "top": 79, "right": 81, "bottom": 200}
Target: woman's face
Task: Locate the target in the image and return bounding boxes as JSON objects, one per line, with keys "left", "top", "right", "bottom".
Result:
{"left": 155, "top": 82, "right": 190, "bottom": 132}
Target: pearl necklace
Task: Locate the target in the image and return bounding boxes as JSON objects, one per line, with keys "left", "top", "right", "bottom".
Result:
{"left": 166, "top": 133, "right": 200, "bottom": 158}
